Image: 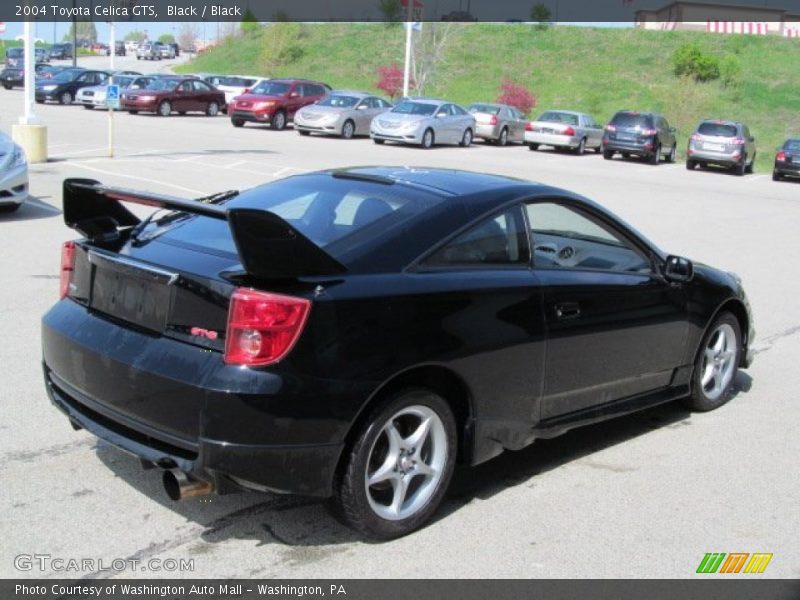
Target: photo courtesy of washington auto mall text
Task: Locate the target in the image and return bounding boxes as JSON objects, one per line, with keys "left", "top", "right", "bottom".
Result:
{"left": 1, "top": 0, "right": 799, "bottom": 598}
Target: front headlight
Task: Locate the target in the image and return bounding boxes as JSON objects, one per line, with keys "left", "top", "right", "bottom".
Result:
{"left": 40, "top": 84, "right": 57, "bottom": 91}
{"left": 138, "top": 95, "right": 156, "bottom": 101}
{"left": 11, "top": 146, "right": 27, "bottom": 169}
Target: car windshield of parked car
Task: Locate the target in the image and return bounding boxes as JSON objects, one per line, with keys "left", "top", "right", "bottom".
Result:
{"left": 150, "top": 175, "right": 444, "bottom": 260}
{"left": 611, "top": 112, "right": 653, "bottom": 129}
{"left": 111, "top": 76, "right": 134, "bottom": 88}
{"left": 7, "top": 48, "right": 23, "bottom": 58}
{"left": 50, "top": 69, "right": 81, "bottom": 82}
{"left": 145, "top": 79, "right": 179, "bottom": 91}
{"left": 784, "top": 139, "right": 800, "bottom": 152}
{"left": 698, "top": 122, "right": 737, "bottom": 137}
{"left": 468, "top": 104, "right": 500, "bottom": 115}
{"left": 318, "top": 95, "right": 359, "bottom": 108}
{"left": 538, "top": 111, "right": 579, "bottom": 125}
{"left": 250, "top": 81, "right": 290, "bottom": 96}
{"left": 392, "top": 101, "right": 438, "bottom": 116}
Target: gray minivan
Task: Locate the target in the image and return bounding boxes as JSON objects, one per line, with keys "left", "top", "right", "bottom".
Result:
{"left": 686, "top": 120, "right": 756, "bottom": 176}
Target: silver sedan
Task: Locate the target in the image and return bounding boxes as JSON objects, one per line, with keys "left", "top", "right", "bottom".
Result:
{"left": 294, "top": 91, "right": 392, "bottom": 139}
{"left": 524, "top": 109, "right": 604, "bottom": 155}
{"left": 468, "top": 103, "right": 527, "bottom": 146}
{"left": 370, "top": 98, "right": 476, "bottom": 149}
{"left": 0, "top": 132, "right": 29, "bottom": 213}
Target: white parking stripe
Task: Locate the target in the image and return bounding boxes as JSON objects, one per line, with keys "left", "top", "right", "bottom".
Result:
{"left": 66, "top": 162, "right": 205, "bottom": 195}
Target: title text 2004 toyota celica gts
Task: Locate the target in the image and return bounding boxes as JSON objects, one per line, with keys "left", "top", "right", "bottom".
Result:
{"left": 42, "top": 167, "right": 753, "bottom": 539}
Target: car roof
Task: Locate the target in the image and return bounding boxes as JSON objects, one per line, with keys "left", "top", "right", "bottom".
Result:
{"left": 328, "top": 90, "right": 371, "bottom": 97}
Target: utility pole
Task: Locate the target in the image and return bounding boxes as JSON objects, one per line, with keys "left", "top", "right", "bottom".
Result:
{"left": 402, "top": 1, "right": 414, "bottom": 98}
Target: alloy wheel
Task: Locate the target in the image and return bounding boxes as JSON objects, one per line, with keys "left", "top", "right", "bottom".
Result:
{"left": 498, "top": 128, "right": 508, "bottom": 146}
{"left": 342, "top": 120, "right": 355, "bottom": 139}
{"left": 700, "top": 323, "right": 737, "bottom": 401}
{"left": 158, "top": 101, "right": 171, "bottom": 117}
{"left": 364, "top": 405, "right": 448, "bottom": 521}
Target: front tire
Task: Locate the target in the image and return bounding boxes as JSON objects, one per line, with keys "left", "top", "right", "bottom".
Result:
{"left": 421, "top": 128, "right": 434, "bottom": 149}
{"left": 158, "top": 100, "right": 171, "bottom": 117}
{"left": 686, "top": 159, "right": 696, "bottom": 171}
{"left": 341, "top": 119, "right": 355, "bottom": 139}
{"left": 271, "top": 110, "right": 287, "bottom": 131}
{"left": 330, "top": 389, "right": 457, "bottom": 539}
{"left": 682, "top": 312, "right": 741, "bottom": 412}
{"left": 231, "top": 118, "right": 244, "bottom": 128}
{"left": 373, "top": 138, "right": 385, "bottom": 145}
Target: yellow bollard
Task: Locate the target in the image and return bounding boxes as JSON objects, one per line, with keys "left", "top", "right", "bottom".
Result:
{"left": 11, "top": 124, "right": 48, "bottom": 164}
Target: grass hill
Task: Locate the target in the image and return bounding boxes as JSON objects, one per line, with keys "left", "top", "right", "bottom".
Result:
{"left": 176, "top": 24, "right": 800, "bottom": 172}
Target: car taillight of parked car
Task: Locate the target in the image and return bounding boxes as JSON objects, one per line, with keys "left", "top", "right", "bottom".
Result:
{"left": 776, "top": 151, "right": 786, "bottom": 161}
{"left": 732, "top": 137, "right": 745, "bottom": 145}
{"left": 605, "top": 125, "right": 616, "bottom": 132}
{"left": 60, "top": 241, "right": 76, "bottom": 300}
{"left": 563, "top": 126, "right": 575, "bottom": 136}
{"left": 525, "top": 122, "right": 534, "bottom": 131}
{"left": 224, "top": 289, "right": 311, "bottom": 367}
{"left": 489, "top": 115, "right": 498, "bottom": 125}
{"left": 640, "top": 128, "right": 657, "bottom": 136}
{"left": 690, "top": 134, "right": 702, "bottom": 142}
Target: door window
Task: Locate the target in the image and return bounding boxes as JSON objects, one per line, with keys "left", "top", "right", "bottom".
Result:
{"left": 526, "top": 202, "right": 651, "bottom": 273}
{"left": 424, "top": 206, "right": 530, "bottom": 267}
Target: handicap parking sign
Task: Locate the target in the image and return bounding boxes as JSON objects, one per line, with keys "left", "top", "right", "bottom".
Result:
{"left": 106, "top": 84, "right": 120, "bottom": 110}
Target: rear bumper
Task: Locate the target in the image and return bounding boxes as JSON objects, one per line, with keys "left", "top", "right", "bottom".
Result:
{"left": 475, "top": 124, "right": 502, "bottom": 140}
{"left": 40, "top": 299, "right": 367, "bottom": 497}
{"left": 774, "top": 161, "right": 800, "bottom": 176}
{"left": 603, "top": 138, "right": 654, "bottom": 156}
{"left": 525, "top": 131, "right": 581, "bottom": 148}
{"left": 687, "top": 148, "right": 742, "bottom": 166}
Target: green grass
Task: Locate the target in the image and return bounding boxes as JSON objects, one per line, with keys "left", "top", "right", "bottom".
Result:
{"left": 180, "top": 24, "right": 799, "bottom": 172}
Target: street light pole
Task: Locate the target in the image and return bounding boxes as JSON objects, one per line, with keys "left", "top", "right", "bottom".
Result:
{"left": 402, "top": 1, "right": 414, "bottom": 98}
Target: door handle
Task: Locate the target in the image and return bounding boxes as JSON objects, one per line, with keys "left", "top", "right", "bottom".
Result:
{"left": 555, "top": 302, "right": 581, "bottom": 320}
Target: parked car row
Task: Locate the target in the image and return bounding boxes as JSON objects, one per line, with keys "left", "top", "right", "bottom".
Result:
{"left": 136, "top": 42, "right": 179, "bottom": 61}
{"left": 19, "top": 63, "right": 797, "bottom": 183}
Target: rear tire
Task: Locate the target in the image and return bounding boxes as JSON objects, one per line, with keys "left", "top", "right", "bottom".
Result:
{"left": 83, "top": 105, "right": 94, "bottom": 110}
{"left": 498, "top": 128, "right": 508, "bottom": 147}
{"left": 735, "top": 156, "right": 747, "bottom": 176}
{"left": 649, "top": 143, "right": 661, "bottom": 165}
{"left": 772, "top": 170, "right": 782, "bottom": 181}
{"left": 206, "top": 101, "right": 219, "bottom": 117}
{"left": 575, "top": 137, "right": 586, "bottom": 155}
{"left": 329, "top": 389, "right": 457, "bottom": 540}
{"left": 686, "top": 160, "right": 696, "bottom": 170}
{"left": 603, "top": 149, "right": 613, "bottom": 160}
{"left": 298, "top": 129, "right": 311, "bottom": 136}
{"left": 745, "top": 152, "right": 755, "bottom": 174}
{"left": 128, "top": 110, "right": 139, "bottom": 115}
{"left": 528, "top": 143, "right": 539, "bottom": 151}
{"left": 682, "top": 312, "right": 741, "bottom": 412}
{"left": 373, "top": 138, "right": 385, "bottom": 145}
{"left": 667, "top": 144, "right": 677, "bottom": 163}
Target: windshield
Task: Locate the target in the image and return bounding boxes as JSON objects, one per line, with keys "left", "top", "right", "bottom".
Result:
{"left": 468, "top": 104, "right": 500, "bottom": 115}
{"left": 145, "top": 79, "right": 179, "bottom": 91}
{"left": 697, "top": 122, "right": 738, "bottom": 138}
{"left": 7, "top": 48, "right": 23, "bottom": 58}
{"left": 51, "top": 69, "right": 82, "bottom": 82}
{"left": 318, "top": 95, "right": 359, "bottom": 108}
{"left": 153, "top": 174, "right": 444, "bottom": 260}
{"left": 538, "top": 111, "right": 578, "bottom": 125}
{"left": 250, "top": 81, "right": 290, "bottom": 96}
{"left": 391, "top": 101, "right": 437, "bottom": 116}
{"left": 111, "top": 76, "right": 134, "bottom": 87}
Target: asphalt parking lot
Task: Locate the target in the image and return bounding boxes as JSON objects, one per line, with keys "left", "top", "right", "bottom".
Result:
{"left": 1, "top": 54, "right": 799, "bottom": 579}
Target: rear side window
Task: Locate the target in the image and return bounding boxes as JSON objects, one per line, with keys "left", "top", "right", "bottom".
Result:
{"left": 697, "top": 122, "right": 738, "bottom": 138}
{"left": 784, "top": 139, "right": 800, "bottom": 152}
{"left": 538, "top": 111, "right": 578, "bottom": 126}
{"left": 611, "top": 112, "right": 653, "bottom": 129}
{"left": 424, "top": 207, "right": 530, "bottom": 267}
{"left": 155, "top": 175, "right": 445, "bottom": 263}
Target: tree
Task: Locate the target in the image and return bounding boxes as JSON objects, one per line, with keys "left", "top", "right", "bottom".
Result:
{"left": 242, "top": 8, "right": 261, "bottom": 35}
{"left": 496, "top": 80, "right": 536, "bottom": 116}
{"left": 530, "top": 3, "right": 551, "bottom": 29}
{"left": 672, "top": 42, "right": 720, "bottom": 82}
{"left": 63, "top": 22, "right": 97, "bottom": 44}
{"left": 124, "top": 30, "right": 146, "bottom": 43}
{"left": 412, "top": 23, "right": 456, "bottom": 96}
{"left": 158, "top": 34, "right": 175, "bottom": 45}
{"left": 177, "top": 23, "right": 200, "bottom": 52}
{"left": 376, "top": 64, "right": 412, "bottom": 100}
{"left": 378, "top": 0, "right": 403, "bottom": 25}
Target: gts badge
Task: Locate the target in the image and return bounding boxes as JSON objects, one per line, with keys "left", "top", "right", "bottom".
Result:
{"left": 190, "top": 327, "right": 219, "bottom": 341}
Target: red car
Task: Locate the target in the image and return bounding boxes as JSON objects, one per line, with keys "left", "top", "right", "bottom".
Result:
{"left": 228, "top": 78, "right": 331, "bottom": 130}
{"left": 121, "top": 76, "right": 225, "bottom": 117}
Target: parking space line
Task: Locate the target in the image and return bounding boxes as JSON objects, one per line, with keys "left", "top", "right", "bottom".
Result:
{"left": 66, "top": 162, "right": 205, "bottom": 195}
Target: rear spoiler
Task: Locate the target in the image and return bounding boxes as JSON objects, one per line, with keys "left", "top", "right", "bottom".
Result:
{"left": 63, "top": 178, "right": 347, "bottom": 279}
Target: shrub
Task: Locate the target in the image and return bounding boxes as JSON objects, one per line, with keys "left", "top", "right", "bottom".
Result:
{"left": 672, "top": 42, "right": 720, "bottom": 82}
{"left": 496, "top": 80, "right": 536, "bottom": 116}
{"left": 376, "top": 64, "right": 412, "bottom": 100}
{"left": 720, "top": 55, "right": 742, "bottom": 88}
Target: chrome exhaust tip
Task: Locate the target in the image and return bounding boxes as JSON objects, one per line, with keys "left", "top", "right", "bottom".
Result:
{"left": 162, "top": 469, "right": 213, "bottom": 501}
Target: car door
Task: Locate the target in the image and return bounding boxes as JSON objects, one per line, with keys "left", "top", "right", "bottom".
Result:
{"left": 193, "top": 79, "right": 215, "bottom": 110}
{"left": 74, "top": 71, "right": 94, "bottom": 94}
{"left": 433, "top": 104, "right": 452, "bottom": 144}
{"left": 526, "top": 199, "right": 689, "bottom": 420}
{"left": 173, "top": 81, "right": 194, "bottom": 112}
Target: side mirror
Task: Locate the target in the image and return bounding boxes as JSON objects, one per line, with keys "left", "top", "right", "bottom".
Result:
{"left": 356, "top": 104, "right": 367, "bottom": 110}
{"left": 664, "top": 255, "right": 694, "bottom": 283}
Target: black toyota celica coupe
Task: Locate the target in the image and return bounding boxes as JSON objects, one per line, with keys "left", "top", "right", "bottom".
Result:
{"left": 42, "top": 167, "right": 754, "bottom": 539}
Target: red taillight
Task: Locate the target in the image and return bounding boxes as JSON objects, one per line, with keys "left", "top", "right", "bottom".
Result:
{"left": 489, "top": 114, "right": 498, "bottom": 125}
{"left": 563, "top": 126, "right": 575, "bottom": 136}
{"left": 525, "top": 122, "right": 533, "bottom": 131}
{"left": 733, "top": 137, "right": 745, "bottom": 145}
{"left": 690, "top": 133, "right": 702, "bottom": 142}
{"left": 776, "top": 151, "right": 786, "bottom": 161}
{"left": 640, "top": 128, "right": 657, "bottom": 136}
{"left": 60, "top": 241, "right": 76, "bottom": 299}
{"left": 605, "top": 124, "right": 616, "bottom": 132}
{"left": 224, "top": 289, "right": 311, "bottom": 367}
{"left": 243, "top": 88, "right": 250, "bottom": 94}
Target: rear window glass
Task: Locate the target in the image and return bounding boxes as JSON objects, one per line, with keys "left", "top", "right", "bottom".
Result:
{"left": 697, "top": 122, "right": 738, "bottom": 137}
{"left": 7, "top": 48, "right": 23, "bottom": 58}
{"left": 468, "top": 104, "right": 500, "bottom": 115}
{"left": 538, "top": 111, "right": 579, "bottom": 125}
{"left": 784, "top": 139, "right": 800, "bottom": 152}
{"left": 155, "top": 175, "right": 445, "bottom": 263}
{"left": 611, "top": 113, "right": 653, "bottom": 128}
